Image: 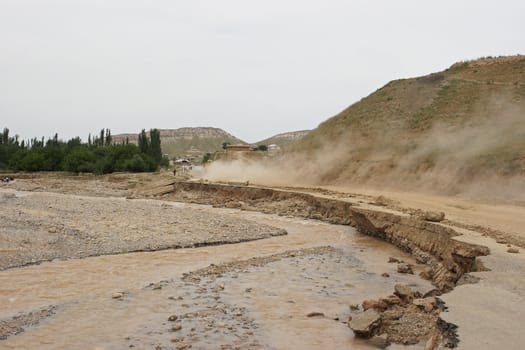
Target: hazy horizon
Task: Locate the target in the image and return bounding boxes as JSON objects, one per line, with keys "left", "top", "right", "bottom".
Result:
{"left": 2, "top": 0, "right": 524, "bottom": 143}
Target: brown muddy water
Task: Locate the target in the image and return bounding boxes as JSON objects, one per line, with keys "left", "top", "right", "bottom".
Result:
{"left": 1, "top": 202, "right": 431, "bottom": 349}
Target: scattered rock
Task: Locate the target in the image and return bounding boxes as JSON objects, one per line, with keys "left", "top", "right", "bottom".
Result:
{"left": 171, "top": 336, "right": 185, "bottom": 343}
{"left": 388, "top": 257, "right": 401, "bottom": 263}
{"left": 394, "top": 284, "right": 414, "bottom": 300}
{"left": 112, "top": 292, "right": 124, "bottom": 299}
{"left": 170, "top": 324, "right": 182, "bottom": 332}
{"left": 168, "top": 315, "right": 178, "bottom": 322}
{"left": 413, "top": 297, "right": 436, "bottom": 313}
{"left": 368, "top": 333, "right": 390, "bottom": 349}
{"left": 397, "top": 263, "right": 414, "bottom": 274}
{"left": 48, "top": 227, "right": 57, "bottom": 233}
{"left": 507, "top": 247, "right": 519, "bottom": 254}
{"left": 349, "top": 304, "right": 360, "bottom": 311}
{"left": 306, "top": 311, "right": 325, "bottom": 318}
{"left": 348, "top": 309, "right": 382, "bottom": 338}
{"left": 380, "top": 295, "right": 402, "bottom": 307}
{"left": 423, "top": 211, "right": 445, "bottom": 222}
{"left": 381, "top": 272, "right": 390, "bottom": 278}
{"left": 419, "top": 267, "right": 434, "bottom": 280}
{"left": 362, "top": 299, "right": 388, "bottom": 311}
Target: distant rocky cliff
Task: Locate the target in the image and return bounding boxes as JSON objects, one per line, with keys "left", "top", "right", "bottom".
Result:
{"left": 112, "top": 127, "right": 245, "bottom": 160}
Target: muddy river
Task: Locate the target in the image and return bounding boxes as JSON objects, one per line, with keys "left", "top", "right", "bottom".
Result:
{"left": 1, "top": 202, "right": 431, "bottom": 349}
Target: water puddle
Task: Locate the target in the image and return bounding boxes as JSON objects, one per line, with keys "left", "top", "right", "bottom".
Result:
{"left": 0, "top": 204, "right": 432, "bottom": 349}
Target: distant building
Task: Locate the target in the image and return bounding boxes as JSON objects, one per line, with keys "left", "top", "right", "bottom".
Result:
{"left": 174, "top": 158, "right": 192, "bottom": 165}
{"left": 214, "top": 144, "right": 263, "bottom": 162}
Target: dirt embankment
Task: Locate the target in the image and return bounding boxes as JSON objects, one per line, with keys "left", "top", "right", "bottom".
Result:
{"left": 164, "top": 181, "right": 489, "bottom": 293}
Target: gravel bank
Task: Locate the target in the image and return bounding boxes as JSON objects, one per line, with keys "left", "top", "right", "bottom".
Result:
{"left": 0, "top": 190, "right": 286, "bottom": 270}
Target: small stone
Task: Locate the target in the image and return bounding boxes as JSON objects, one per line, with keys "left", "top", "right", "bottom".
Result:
{"left": 48, "top": 227, "right": 57, "bottom": 233}
{"left": 507, "top": 247, "right": 519, "bottom": 254}
{"left": 362, "top": 299, "right": 388, "bottom": 311}
{"left": 170, "top": 324, "right": 182, "bottom": 332}
{"left": 413, "top": 297, "right": 436, "bottom": 312}
{"left": 349, "top": 304, "right": 360, "bottom": 311}
{"left": 368, "top": 333, "right": 390, "bottom": 349}
{"left": 245, "top": 288, "right": 252, "bottom": 293}
{"left": 388, "top": 257, "right": 401, "bottom": 263}
{"left": 112, "top": 292, "right": 124, "bottom": 299}
{"left": 394, "top": 284, "right": 414, "bottom": 300}
{"left": 420, "top": 267, "right": 434, "bottom": 280}
{"left": 397, "top": 263, "right": 414, "bottom": 274}
{"left": 381, "top": 272, "right": 390, "bottom": 278}
{"left": 218, "top": 284, "right": 225, "bottom": 290}
{"left": 423, "top": 211, "right": 445, "bottom": 222}
{"left": 348, "top": 309, "right": 381, "bottom": 338}
{"left": 306, "top": 311, "right": 325, "bottom": 318}
{"left": 168, "top": 315, "right": 178, "bottom": 322}
{"left": 380, "top": 295, "right": 402, "bottom": 306}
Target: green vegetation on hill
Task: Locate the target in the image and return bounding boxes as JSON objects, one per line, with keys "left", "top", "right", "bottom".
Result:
{"left": 286, "top": 55, "right": 525, "bottom": 192}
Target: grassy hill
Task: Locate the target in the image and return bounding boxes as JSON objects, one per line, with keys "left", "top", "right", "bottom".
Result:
{"left": 113, "top": 127, "right": 245, "bottom": 160}
{"left": 284, "top": 55, "right": 525, "bottom": 198}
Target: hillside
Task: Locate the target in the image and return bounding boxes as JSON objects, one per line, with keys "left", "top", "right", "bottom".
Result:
{"left": 282, "top": 55, "right": 525, "bottom": 199}
{"left": 256, "top": 130, "right": 310, "bottom": 146}
{"left": 112, "top": 127, "right": 245, "bottom": 160}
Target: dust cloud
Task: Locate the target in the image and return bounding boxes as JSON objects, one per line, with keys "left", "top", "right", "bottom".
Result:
{"left": 203, "top": 101, "right": 525, "bottom": 202}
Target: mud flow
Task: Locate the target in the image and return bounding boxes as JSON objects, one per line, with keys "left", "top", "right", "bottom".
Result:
{"left": 0, "top": 203, "right": 431, "bottom": 349}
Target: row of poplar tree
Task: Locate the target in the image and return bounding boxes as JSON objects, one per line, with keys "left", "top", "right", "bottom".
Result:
{"left": 0, "top": 127, "right": 168, "bottom": 174}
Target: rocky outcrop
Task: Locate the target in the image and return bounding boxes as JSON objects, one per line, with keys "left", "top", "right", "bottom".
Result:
{"left": 112, "top": 127, "right": 245, "bottom": 158}
{"left": 349, "top": 284, "right": 457, "bottom": 347}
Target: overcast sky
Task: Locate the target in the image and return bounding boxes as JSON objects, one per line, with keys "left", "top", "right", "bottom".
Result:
{"left": 1, "top": 0, "right": 524, "bottom": 143}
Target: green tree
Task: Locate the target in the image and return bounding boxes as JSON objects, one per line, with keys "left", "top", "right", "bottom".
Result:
{"left": 105, "top": 129, "right": 112, "bottom": 145}
{"left": 138, "top": 129, "right": 149, "bottom": 154}
{"left": 149, "top": 128, "right": 162, "bottom": 163}
{"left": 202, "top": 153, "right": 212, "bottom": 164}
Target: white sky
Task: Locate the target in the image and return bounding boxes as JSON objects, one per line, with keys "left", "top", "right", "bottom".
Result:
{"left": 1, "top": 0, "right": 524, "bottom": 143}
